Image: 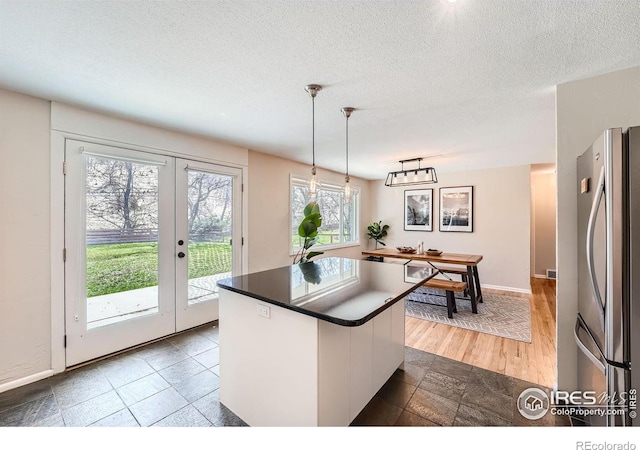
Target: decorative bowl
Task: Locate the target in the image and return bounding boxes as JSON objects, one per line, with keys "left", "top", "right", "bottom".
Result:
{"left": 396, "top": 246, "right": 417, "bottom": 254}
{"left": 426, "top": 249, "right": 442, "bottom": 256}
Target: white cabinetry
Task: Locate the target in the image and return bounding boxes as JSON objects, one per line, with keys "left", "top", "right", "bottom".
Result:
{"left": 219, "top": 289, "right": 405, "bottom": 426}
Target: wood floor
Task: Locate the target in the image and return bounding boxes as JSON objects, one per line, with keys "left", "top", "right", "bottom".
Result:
{"left": 405, "top": 277, "right": 556, "bottom": 388}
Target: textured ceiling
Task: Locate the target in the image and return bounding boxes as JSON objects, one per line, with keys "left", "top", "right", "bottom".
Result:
{"left": 1, "top": 1, "right": 640, "bottom": 180}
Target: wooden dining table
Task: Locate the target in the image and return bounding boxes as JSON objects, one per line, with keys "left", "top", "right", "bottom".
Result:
{"left": 361, "top": 248, "right": 484, "bottom": 313}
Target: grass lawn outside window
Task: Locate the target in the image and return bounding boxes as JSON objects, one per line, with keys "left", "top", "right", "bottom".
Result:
{"left": 86, "top": 242, "right": 231, "bottom": 297}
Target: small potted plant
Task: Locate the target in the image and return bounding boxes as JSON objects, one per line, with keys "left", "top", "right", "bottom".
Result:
{"left": 367, "top": 220, "right": 389, "bottom": 250}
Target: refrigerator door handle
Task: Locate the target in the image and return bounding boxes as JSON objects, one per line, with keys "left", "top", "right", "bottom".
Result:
{"left": 586, "top": 164, "right": 606, "bottom": 328}
{"left": 575, "top": 315, "right": 606, "bottom": 374}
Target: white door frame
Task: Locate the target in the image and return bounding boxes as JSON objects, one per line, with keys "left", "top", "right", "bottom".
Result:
{"left": 51, "top": 122, "right": 248, "bottom": 372}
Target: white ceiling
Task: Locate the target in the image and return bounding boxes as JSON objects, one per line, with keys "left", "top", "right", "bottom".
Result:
{"left": 1, "top": 1, "right": 640, "bottom": 180}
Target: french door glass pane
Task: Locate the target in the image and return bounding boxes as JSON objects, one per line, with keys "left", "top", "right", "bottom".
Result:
{"left": 85, "top": 156, "right": 159, "bottom": 329}
{"left": 187, "top": 170, "right": 233, "bottom": 305}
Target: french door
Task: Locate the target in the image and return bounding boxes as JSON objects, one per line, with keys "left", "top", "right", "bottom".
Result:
{"left": 64, "top": 140, "right": 242, "bottom": 366}
{"left": 175, "top": 158, "right": 242, "bottom": 330}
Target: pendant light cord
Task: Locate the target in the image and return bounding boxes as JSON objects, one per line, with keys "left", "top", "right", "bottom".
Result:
{"left": 312, "top": 95, "right": 315, "bottom": 168}
{"left": 345, "top": 115, "right": 349, "bottom": 177}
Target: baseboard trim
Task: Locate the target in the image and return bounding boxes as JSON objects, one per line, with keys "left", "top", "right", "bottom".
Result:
{"left": 0, "top": 369, "right": 54, "bottom": 394}
{"left": 532, "top": 274, "right": 548, "bottom": 279}
{"left": 481, "top": 284, "right": 532, "bottom": 295}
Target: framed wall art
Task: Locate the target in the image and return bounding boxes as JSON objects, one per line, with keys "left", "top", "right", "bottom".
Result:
{"left": 404, "top": 189, "right": 433, "bottom": 231}
{"left": 439, "top": 186, "right": 473, "bottom": 232}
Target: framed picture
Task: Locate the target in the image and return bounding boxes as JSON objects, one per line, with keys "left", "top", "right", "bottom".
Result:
{"left": 439, "top": 186, "right": 473, "bottom": 232}
{"left": 404, "top": 264, "right": 435, "bottom": 284}
{"left": 404, "top": 189, "right": 433, "bottom": 231}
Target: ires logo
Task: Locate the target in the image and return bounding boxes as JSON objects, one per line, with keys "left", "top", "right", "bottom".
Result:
{"left": 518, "top": 387, "right": 638, "bottom": 420}
{"left": 552, "top": 390, "right": 634, "bottom": 407}
{"left": 517, "top": 388, "right": 550, "bottom": 420}
{"left": 552, "top": 391, "right": 601, "bottom": 406}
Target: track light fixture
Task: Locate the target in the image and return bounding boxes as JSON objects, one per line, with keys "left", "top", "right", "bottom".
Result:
{"left": 384, "top": 158, "right": 438, "bottom": 187}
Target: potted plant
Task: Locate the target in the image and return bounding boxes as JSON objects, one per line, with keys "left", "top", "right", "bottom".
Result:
{"left": 367, "top": 220, "right": 389, "bottom": 250}
{"left": 293, "top": 201, "right": 324, "bottom": 264}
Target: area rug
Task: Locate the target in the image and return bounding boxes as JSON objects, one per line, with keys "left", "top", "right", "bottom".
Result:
{"left": 405, "top": 287, "right": 532, "bottom": 343}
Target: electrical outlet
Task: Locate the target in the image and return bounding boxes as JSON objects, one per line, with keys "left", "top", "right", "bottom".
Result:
{"left": 257, "top": 304, "right": 271, "bottom": 319}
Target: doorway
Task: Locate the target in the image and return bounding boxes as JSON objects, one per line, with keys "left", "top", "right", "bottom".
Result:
{"left": 530, "top": 164, "right": 557, "bottom": 280}
{"left": 64, "top": 140, "right": 242, "bottom": 366}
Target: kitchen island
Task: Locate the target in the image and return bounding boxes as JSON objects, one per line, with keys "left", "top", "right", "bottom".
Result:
{"left": 216, "top": 256, "right": 436, "bottom": 426}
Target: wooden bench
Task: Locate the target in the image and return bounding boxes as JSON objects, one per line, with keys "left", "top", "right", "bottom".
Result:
{"left": 436, "top": 265, "right": 470, "bottom": 297}
{"left": 422, "top": 278, "right": 468, "bottom": 318}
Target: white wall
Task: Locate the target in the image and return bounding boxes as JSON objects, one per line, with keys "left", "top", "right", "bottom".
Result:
{"left": 531, "top": 167, "right": 557, "bottom": 277}
{"left": 370, "top": 165, "right": 531, "bottom": 292}
{"left": 51, "top": 103, "right": 248, "bottom": 167}
{"left": 247, "top": 150, "right": 371, "bottom": 274}
{"left": 0, "top": 89, "right": 52, "bottom": 385}
{"left": 0, "top": 89, "right": 251, "bottom": 389}
{"left": 556, "top": 65, "right": 640, "bottom": 391}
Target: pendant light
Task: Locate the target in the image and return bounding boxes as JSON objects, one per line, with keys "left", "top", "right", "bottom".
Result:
{"left": 341, "top": 107, "right": 355, "bottom": 201}
{"left": 305, "top": 84, "right": 322, "bottom": 197}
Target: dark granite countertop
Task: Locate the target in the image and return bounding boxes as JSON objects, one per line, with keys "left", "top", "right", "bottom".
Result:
{"left": 216, "top": 256, "right": 436, "bottom": 327}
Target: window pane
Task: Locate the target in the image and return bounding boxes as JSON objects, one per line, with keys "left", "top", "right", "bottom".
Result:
{"left": 291, "top": 185, "right": 309, "bottom": 249}
{"left": 343, "top": 195, "right": 354, "bottom": 243}
{"left": 290, "top": 180, "right": 358, "bottom": 251}
{"left": 187, "top": 171, "right": 233, "bottom": 305}
{"left": 85, "top": 156, "right": 159, "bottom": 329}
{"left": 316, "top": 189, "right": 342, "bottom": 245}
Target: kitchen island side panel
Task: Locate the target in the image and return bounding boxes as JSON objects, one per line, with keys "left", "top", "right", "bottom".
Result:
{"left": 219, "top": 289, "right": 319, "bottom": 426}
{"left": 317, "top": 321, "right": 351, "bottom": 426}
{"left": 373, "top": 301, "right": 405, "bottom": 391}
{"left": 349, "top": 319, "right": 375, "bottom": 421}
{"left": 317, "top": 299, "right": 406, "bottom": 425}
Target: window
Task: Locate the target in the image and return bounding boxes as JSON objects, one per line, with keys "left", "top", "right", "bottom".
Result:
{"left": 291, "top": 177, "right": 360, "bottom": 252}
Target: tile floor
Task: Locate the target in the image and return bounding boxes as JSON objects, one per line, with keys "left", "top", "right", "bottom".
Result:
{"left": 0, "top": 322, "right": 570, "bottom": 427}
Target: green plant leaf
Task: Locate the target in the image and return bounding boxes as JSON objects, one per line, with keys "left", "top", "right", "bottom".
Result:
{"left": 305, "top": 212, "right": 322, "bottom": 227}
{"left": 303, "top": 201, "right": 320, "bottom": 217}
{"left": 294, "top": 201, "right": 325, "bottom": 265}
{"left": 306, "top": 251, "right": 324, "bottom": 260}
{"left": 298, "top": 220, "right": 317, "bottom": 238}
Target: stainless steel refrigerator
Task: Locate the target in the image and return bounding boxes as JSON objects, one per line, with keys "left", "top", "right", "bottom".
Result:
{"left": 575, "top": 126, "right": 640, "bottom": 426}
